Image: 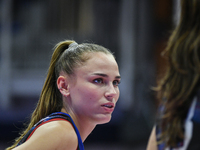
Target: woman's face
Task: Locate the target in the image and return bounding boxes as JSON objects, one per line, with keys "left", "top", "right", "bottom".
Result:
{"left": 67, "top": 52, "right": 121, "bottom": 124}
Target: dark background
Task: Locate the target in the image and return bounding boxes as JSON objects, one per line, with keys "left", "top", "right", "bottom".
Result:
{"left": 0, "top": 0, "right": 179, "bottom": 149}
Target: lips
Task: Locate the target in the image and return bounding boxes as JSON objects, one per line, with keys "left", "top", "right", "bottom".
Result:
{"left": 102, "top": 104, "right": 114, "bottom": 108}
{"left": 101, "top": 103, "right": 115, "bottom": 112}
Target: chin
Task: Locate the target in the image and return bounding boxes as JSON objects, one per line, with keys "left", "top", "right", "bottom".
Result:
{"left": 96, "top": 115, "right": 112, "bottom": 124}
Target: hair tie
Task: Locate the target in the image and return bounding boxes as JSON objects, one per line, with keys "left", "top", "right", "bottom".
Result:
{"left": 69, "top": 42, "right": 78, "bottom": 48}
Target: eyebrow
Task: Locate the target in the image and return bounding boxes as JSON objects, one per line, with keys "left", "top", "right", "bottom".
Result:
{"left": 93, "top": 73, "right": 121, "bottom": 79}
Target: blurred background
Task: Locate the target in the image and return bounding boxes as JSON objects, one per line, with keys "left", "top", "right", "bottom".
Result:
{"left": 0, "top": 0, "right": 180, "bottom": 149}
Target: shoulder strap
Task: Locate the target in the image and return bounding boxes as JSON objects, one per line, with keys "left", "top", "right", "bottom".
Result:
{"left": 51, "top": 112, "right": 85, "bottom": 150}
{"left": 17, "top": 112, "right": 84, "bottom": 150}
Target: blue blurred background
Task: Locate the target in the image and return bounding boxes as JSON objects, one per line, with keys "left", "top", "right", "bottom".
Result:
{"left": 0, "top": 0, "right": 180, "bottom": 149}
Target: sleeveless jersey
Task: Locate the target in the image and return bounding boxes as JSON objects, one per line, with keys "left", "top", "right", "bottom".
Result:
{"left": 16, "top": 112, "right": 84, "bottom": 150}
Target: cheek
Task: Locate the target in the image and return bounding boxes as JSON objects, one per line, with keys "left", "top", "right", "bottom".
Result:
{"left": 86, "top": 90, "right": 100, "bottom": 102}
{"left": 78, "top": 86, "right": 101, "bottom": 102}
{"left": 115, "top": 89, "right": 120, "bottom": 102}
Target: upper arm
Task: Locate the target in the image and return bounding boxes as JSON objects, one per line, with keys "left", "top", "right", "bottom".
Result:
{"left": 13, "top": 121, "right": 78, "bottom": 150}
{"left": 146, "top": 126, "right": 158, "bottom": 150}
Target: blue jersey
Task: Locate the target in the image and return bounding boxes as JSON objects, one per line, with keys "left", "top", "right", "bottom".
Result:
{"left": 16, "top": 112, "right": 84, "bottom": 150}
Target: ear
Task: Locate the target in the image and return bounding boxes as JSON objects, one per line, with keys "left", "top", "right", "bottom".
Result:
{"left": 57, "top": 76, "right": 70, "bottom": 97}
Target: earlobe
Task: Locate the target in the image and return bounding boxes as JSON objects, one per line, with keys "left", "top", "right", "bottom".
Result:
{"left": 57, "top": 76, "right": 70, "bottom": 97}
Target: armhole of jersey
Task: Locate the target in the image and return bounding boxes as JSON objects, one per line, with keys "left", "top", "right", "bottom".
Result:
{"left": 26, "top": 118, "right": 71, "bottom": 141}
{"left": 18, "top": 112, "right": 84, "bottom": 150}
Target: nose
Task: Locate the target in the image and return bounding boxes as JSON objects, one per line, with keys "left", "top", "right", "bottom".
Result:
{"left": 105, "top": 83, "right": 118, "bottom": 100}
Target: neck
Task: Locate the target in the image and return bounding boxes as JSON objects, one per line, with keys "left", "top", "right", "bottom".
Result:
{"left": 61, "top": 108, "right": 96, "bottom": 142}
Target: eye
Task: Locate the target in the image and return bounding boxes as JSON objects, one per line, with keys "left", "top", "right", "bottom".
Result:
{"left": 113, "top": 80, "right": 121, "bottom": 86}
{"left": 93, "top": 78, "right": 104, "bottom": 84}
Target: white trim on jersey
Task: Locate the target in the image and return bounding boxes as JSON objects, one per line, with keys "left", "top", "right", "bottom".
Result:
{"left": 165, "top": 97, "right": 197, "bottom": 150}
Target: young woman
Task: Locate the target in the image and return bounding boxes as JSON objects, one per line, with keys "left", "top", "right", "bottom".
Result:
{"left": 147, "top": 0, "right": 200, "bottom": 149}
{"left": 7, "top": 40, "right": 121, "bottom": 150}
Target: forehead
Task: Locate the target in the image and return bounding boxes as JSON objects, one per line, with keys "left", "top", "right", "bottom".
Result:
{"left": 76, "top": 52, "right": 119, "bottom": 76}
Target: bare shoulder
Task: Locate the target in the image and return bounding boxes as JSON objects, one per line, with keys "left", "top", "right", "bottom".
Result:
{"left": 15, "top": 120, "right": 78, "bottom": 150}
{"left": 37, "top": 120, "right": 78, "bottom": 149}
{"left": 146, "top": 126, "right": 157, "bottom": 150}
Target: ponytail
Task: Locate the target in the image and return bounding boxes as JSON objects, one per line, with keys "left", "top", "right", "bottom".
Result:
{"left": 6, "top": 39, "right": 112, "bottom": 150}
{"left": 6, "top": 40, "right": 75, "bottom": 150}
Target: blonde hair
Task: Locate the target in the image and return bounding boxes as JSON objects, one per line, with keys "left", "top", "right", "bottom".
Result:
{"left": 7, "top": 40, "right": 113, "bottom": 149}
